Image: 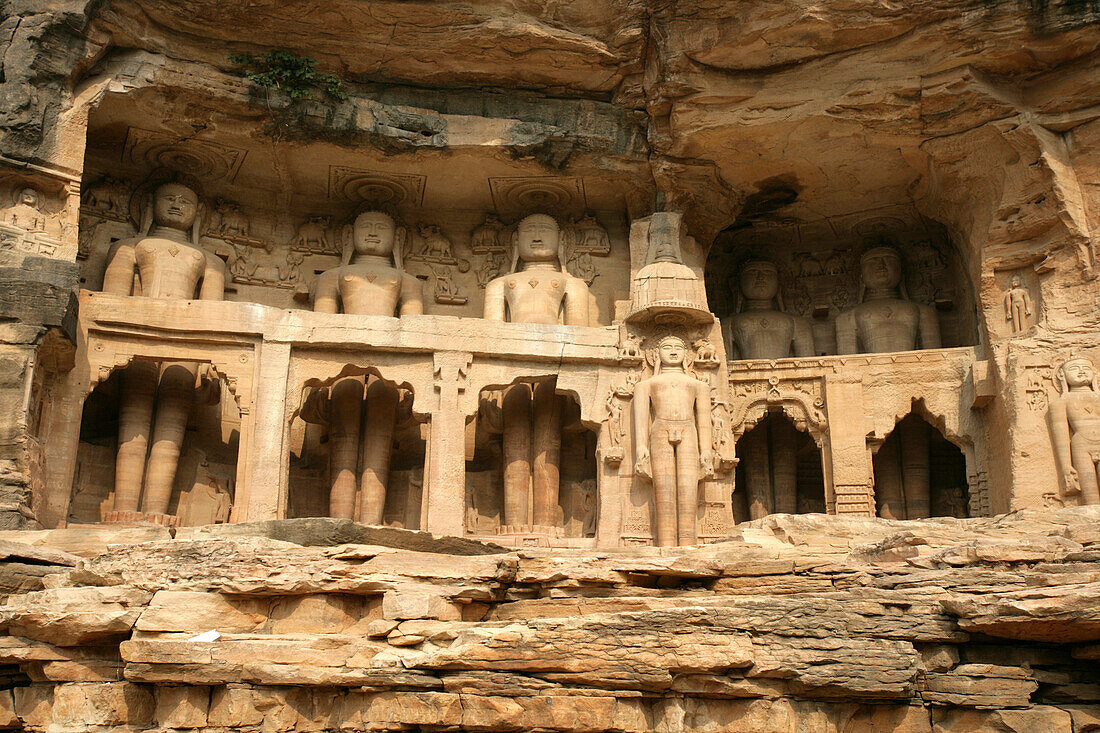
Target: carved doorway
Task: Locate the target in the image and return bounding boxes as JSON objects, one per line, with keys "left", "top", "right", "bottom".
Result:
{"left": 873, "top": 413, "right": 969, "bottom": 520}
{"left": 732, "top": 412, "right": 825, "bottom": 522}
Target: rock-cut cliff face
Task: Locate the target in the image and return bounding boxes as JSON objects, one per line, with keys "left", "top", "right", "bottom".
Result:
{"left": 0, "top": 510, "right": 1097, "bottom": 732}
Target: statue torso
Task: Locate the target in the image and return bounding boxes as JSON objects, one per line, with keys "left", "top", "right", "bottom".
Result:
{"left": 729, "top": 310, "right": 795, "bottom": 360}
{"left": 1066, "top": 391, "right": 1100, "bottom": 442}
{"left": 646, "top": 372, "right": 702, "bottom": 422}
{"left": 337, "top": 263, "right": 404, "bottom": 316}
{"left": 134, "top": 237, "right": 206, "bottom": 299}
{"left": 853, "top": 298, "right": 920, "bottom": 353}
{"left": 501, "top": 271, "right": 567, "bottom": 325}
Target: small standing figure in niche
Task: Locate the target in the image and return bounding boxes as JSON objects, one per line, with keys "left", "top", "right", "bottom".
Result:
{"left": 835, "top": 246, "right": 941, "bottom": 354}
{"left": 1048, "top": 356, "right": 1100, "bottom": 506}
{"left": 632, "top": 335, "right": 715, "bottom": 547}
{"left": 1003, "top": 275, "right": 1033, "bottom": 334}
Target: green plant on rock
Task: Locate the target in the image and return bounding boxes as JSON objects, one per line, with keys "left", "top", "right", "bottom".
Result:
{"left": 229, "top": 50, "right": 349, "bottom": 103}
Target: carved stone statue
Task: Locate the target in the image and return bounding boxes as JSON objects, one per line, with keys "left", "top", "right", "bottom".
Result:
{"left": 484, "top": 214, "right": 590, "bottom": 534}
{"left": 632, "top": 335, "right": 715, "bottom": 546}
{"left": 292, "top": 216, "right": 331, "bottom": 253}
{"left": 1048, "top": 357, "right": 1100, "bottom": 505}
{"left": 309, "top": 210, "right": 423, "bottom": 523}
{"left": 2, "top": 188, "right": 48, "bottom": 233}
{"left": 723, "top": 259, "right": 814, "bottom": 361}
{"left": 835, "top": 247, "right": 941, "bottom": 354}
{"left": 1004, "top": 275, "right": 1033, "bottom": 333}
{"left": 100, "top": 180, "right": 227, "bottom": 524}
{"left": 874, "top": 416, "right": 933, "bottom": 520}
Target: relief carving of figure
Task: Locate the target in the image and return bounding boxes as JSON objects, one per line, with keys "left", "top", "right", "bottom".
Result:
{"left": 574, "top": 213, "right": 610, "bottom": 255}
{"left": 416, "top": 223, "right": 453, "bottom": 259}
{"left": 632, "top": 335, "right": 715, "bottom": 546}
{"left": 484, "top": 214, "right": 590, "bottom": 533}
{"left": 292, "top": 216, "right": 332, "bottom": 253}
{"left": 82, "top": 176, "right": 128, "bottom": 215}
{"left": 835, "top": 247, "right": 941, "bottom": 354}
{"left": 2, "top": 188, "right": 48, "bottom": 233}
{"left": 308, "top": 210, "right": 424, "bottom": 523}
{"left": 100, "top": 180, "right": 227, "bottom": 524}
{"left": 214, "top": 201, "right": 250, "bottom": 238}
{"left": 470, "top": 213, "right": 504, "bottom": 253}
{"left": 1003, "top": 275, "right": 1033, "bottom": 334}
{"left": 1048, "top": 357, "right": 1100, "bottom": 505}
{"left": 723, "top": 259, "right": 814, "bottom": 361}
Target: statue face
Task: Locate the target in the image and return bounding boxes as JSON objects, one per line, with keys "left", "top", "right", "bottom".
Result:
{"left": 353, "top": 211, "right": 396, "bottom": 257}
{"left": 1063, "top": 360, "right": 1095, "bottom": 389}
{"left": 516, "top": 214, "right": 560, "bottom": 261}
{"left": 19, "top": 188, "right": 38, "bottom": 207}
{"left": 739, "top": 261, "right": 779, "bottom": 301}
{"left": 658, "top": 338, "right": 686, "bottom": 367}
{"left": 1010, "top": 276, "right": 1021, "bottom": 288}
{"left": 153, "top": 183, "right": 199, "bottom": 230}
{"left": 861, "top": 248, "right": 902, "bottom": 290}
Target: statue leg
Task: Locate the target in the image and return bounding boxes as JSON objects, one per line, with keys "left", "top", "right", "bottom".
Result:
{"left": 114, "top": 361, "right": 159, "bottom": 512}
{"left": 741, "top": 426, "right": 773, "bottom": 519}
{"left": 873, "top": 438, "right": 906, "bottom": 519}
{"left": 359, "top": 379, "right": 398, "bottom": 525}
{"left": 1071, "top": 437, "right": 1100, "bottom": 505}
{"left": 675, "top": 430, "right": 700, "bottom": 546}
{"left": 531, "top": 381, "right": 562, "bottom": 529}
{"left": 649, "top": 424, "right": 677, "bottom": 548}
{"left": 899, "top": 419, "right": 930, "bottom": 519}
{"left": 142, "top": 362, "right": 197, "bottom": 516}
{"left": 329, "top": 378, "right": 364, "bottom": 520}
{"left": 502, "top": 384, "right": 532, "bottom": 527}
{"left": 769, "top": 418, "right": 799, "bottom": 515}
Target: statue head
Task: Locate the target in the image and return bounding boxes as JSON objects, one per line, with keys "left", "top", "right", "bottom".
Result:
{"left": 737, "top": 259, "right": 780, "bottom": 303}
{"left": 653, "top": 335, "right": 689, "bottom": 373}
{"left": 17, "top": 188, "right": 39, "bottom": 207}
{"left": 1057, "top": 356, "right": 1097, "bottom": 393}
{"left": 1010, "top": 275, "right": 1022, "bottom": 288}
{"left": 860, "top": 247, "right": 904, "bottom": 292}
{"left": 152, "top": 182, "right": 200, "bottom": 231}
{"left": 343, "top": 209, "right": 405, "bottom": 268}
{"left": 511, "top": 213, "right": 562, "bottom": 268}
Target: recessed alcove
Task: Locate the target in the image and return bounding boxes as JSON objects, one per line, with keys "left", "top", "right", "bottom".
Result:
{"left": 872, "top": 412, "right": 970, "bottom": 520}
{"left": 732, "top": 412, "right": 826, "bottom": 522}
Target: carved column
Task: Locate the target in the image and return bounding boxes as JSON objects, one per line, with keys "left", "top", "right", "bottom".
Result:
{"left": 822, "top": 374, "right": 875, "bottom": 516}
{"left": 424, "top": 351, "right": 472, "bottom": 537}
{"left": 241, "top": 341, "right": 291, "bottom": 522}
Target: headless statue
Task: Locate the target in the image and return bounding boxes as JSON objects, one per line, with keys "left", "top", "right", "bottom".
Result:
{"left": 101, "top": 181, "right": 225, "bottom": 522}
{"left": 633, "top": 336, "right": 715, "bottom": 546}
{"left": 1003, "top": 275, "right": 1033, "bottom": 334}
{"left": 835, "top": 247, "right": 941, "bottom": 355}
{"left": 1048, "top": 357, "right": 1100, "bottom": 506}
{"left": 310, "top": 210, "right": 423, "bottom": 523}
{"left": 484, "top": 214, "right": 590, "bottom": 531}
{"left": 723, "top": 259, "right": 815, "bottom": 518}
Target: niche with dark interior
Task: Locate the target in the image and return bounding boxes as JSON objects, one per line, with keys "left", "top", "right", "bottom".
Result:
{"left": 873, "top": 413, "right": 969, "bottom": 520}
{"left": 732, "top": 412, "right": 825, "bottom": 522}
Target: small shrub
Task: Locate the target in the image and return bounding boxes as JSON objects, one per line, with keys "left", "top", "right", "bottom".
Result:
{"left": 229, "top": 50, "right": 349, "bottom": 103}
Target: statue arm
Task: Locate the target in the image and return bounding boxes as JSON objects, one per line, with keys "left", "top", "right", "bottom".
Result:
{"left": 793, "top": 317, "right": 816, "bottom": 357}
{"left": 696, "top": 381, "right": 714, "bottom": 473}
{"left": 1003, "top": 292, "right": 1012, "bottom": 320}
{"left": 721, "top": 318, "right": 740, "bottom": 361}
{"left": 563, "top": 277, "right": 591, "bottom": 326}
{"left": 918, "top": 305, "right": 942, "bottom": 349}
{"left": 313, "top": 271, "right": 340, "bottom": 314}
{"left": 1023, "top": 290, "right": 1033, "bottom": 315}
{"left": 835, "top": 310, "right": 858, "bottom": 354}
{"left": 102, "top": 241, "right": 136, "bottom": 295}
{"left": 399, "top": 274, "right": 424, "bottom": 316}
{"left": 484, "top": 278, "right": 506, "bottom": 321}
{"left": 199, "top": 256, "right": 226, "bottom": 301}
{"left": 632, "top": 381, "right": 651, "bottom": 477}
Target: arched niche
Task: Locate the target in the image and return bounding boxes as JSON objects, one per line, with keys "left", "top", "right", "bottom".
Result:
{"left": 732, "top": 411, "right": 826, "bottom": 523}
{"left": 69, "top": 359, "right": 241, "bottom": 526}
{"left": 872, "top": 412, "right": 969, "bottom": 520}
{"left": 465, "top": 377, "right": 598, "bottom": 541}
{"left": 286, "top": 365, "right": 426, "bottom": 526}
{"left": 704, "top": 208, "right": 980, "bottom": 357}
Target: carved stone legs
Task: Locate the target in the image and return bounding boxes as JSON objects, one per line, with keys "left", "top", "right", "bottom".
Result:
{"left": 114, "top": 361, "right": 158, "bottom": 513}
{"left": 360, "top": 379, "right": 397, "bottom": 525}
{"left": 328, "top": 378, "right": 363, "bottom": 520}
{"left": 142, "top": 362, "right": 196, "bottom": 516}
{"left": 649, "top": 428, "right": 678, "bottom": 548}
{"left": 532, "top": 380, "right": 562, "bottom": 528}
{"left": 1071, "top": 436, "right": 1100, "bottom": 505}
{"left": 873, "top": 439, "right": 906, "bottom": 520}
{"left": 502, "top": 383, "right": 531, "bottom": 527}
{"left": 770, "top": 418, "right": 799, "bottom": 515}
{"left": 899, "top": 418, "right": 930, "bottom": 520}
{"left": 741, "top": 426, "right": 773, "bottom": 520}
{"left": 675, "top": 430, "right": 699, "bottom": 547}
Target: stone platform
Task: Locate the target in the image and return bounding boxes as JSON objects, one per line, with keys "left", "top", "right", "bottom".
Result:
{"left": 0, "top": 509, "right": 1097, "bottom": 732}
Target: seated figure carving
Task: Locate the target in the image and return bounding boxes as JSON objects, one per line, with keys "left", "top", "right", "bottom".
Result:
{"left": 306, "top": 209, "right": 423, "bottom": 523}
{"left": 835, "top": 246, "right": 941, "bottom": 354}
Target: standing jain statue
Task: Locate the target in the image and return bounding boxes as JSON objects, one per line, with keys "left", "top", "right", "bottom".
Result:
{"left": 1048, "top": 356, "right": 1100, "bottom": 506}
{"left": 484, "top": 214, "right": 590, "bottom": 532}
{"left": 101, "top": 180, "right": 226, "bottom": 522}
{"left": 632, "top": 335, "right": 714, "bottom": 546}
{"left": 1003, "top": 275, "right": 1033, "bottom": 334}
{"left": 723, "top": 258, "right": 815, "bottom": 517}
{"left": 307, "top": 209, "right": 424, "bottom": 523}
{"left": 835, "top": 246, "right": 941, "bottom": 354}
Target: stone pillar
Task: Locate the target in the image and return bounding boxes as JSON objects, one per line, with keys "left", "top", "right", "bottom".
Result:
{"left": 241, "top": 341, "right": 291, "bottom": 522}
{"left": 423, "top": 351, "right": 471, "bottom": 538}
{"left": 822, "top": 374, "right": 875, "bottom": 516}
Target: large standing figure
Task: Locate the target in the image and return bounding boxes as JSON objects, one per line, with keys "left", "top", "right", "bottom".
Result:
{"left": 484, "top": 214, "right": 590, "bottom": 531}
{"left": 1048, "top": 356, "right": 1100, "bottom": 506}
{"left": 632, "top": 336, "right": 714, "bottom": 546}
{"left": 723, "top": 259, "right": 816, "bottom": 518}
{"left": 309, "top": 210, "right": 424, "bottom": 522}
{"left": 101, "top": 180, "right": 226, "bottom": 522}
